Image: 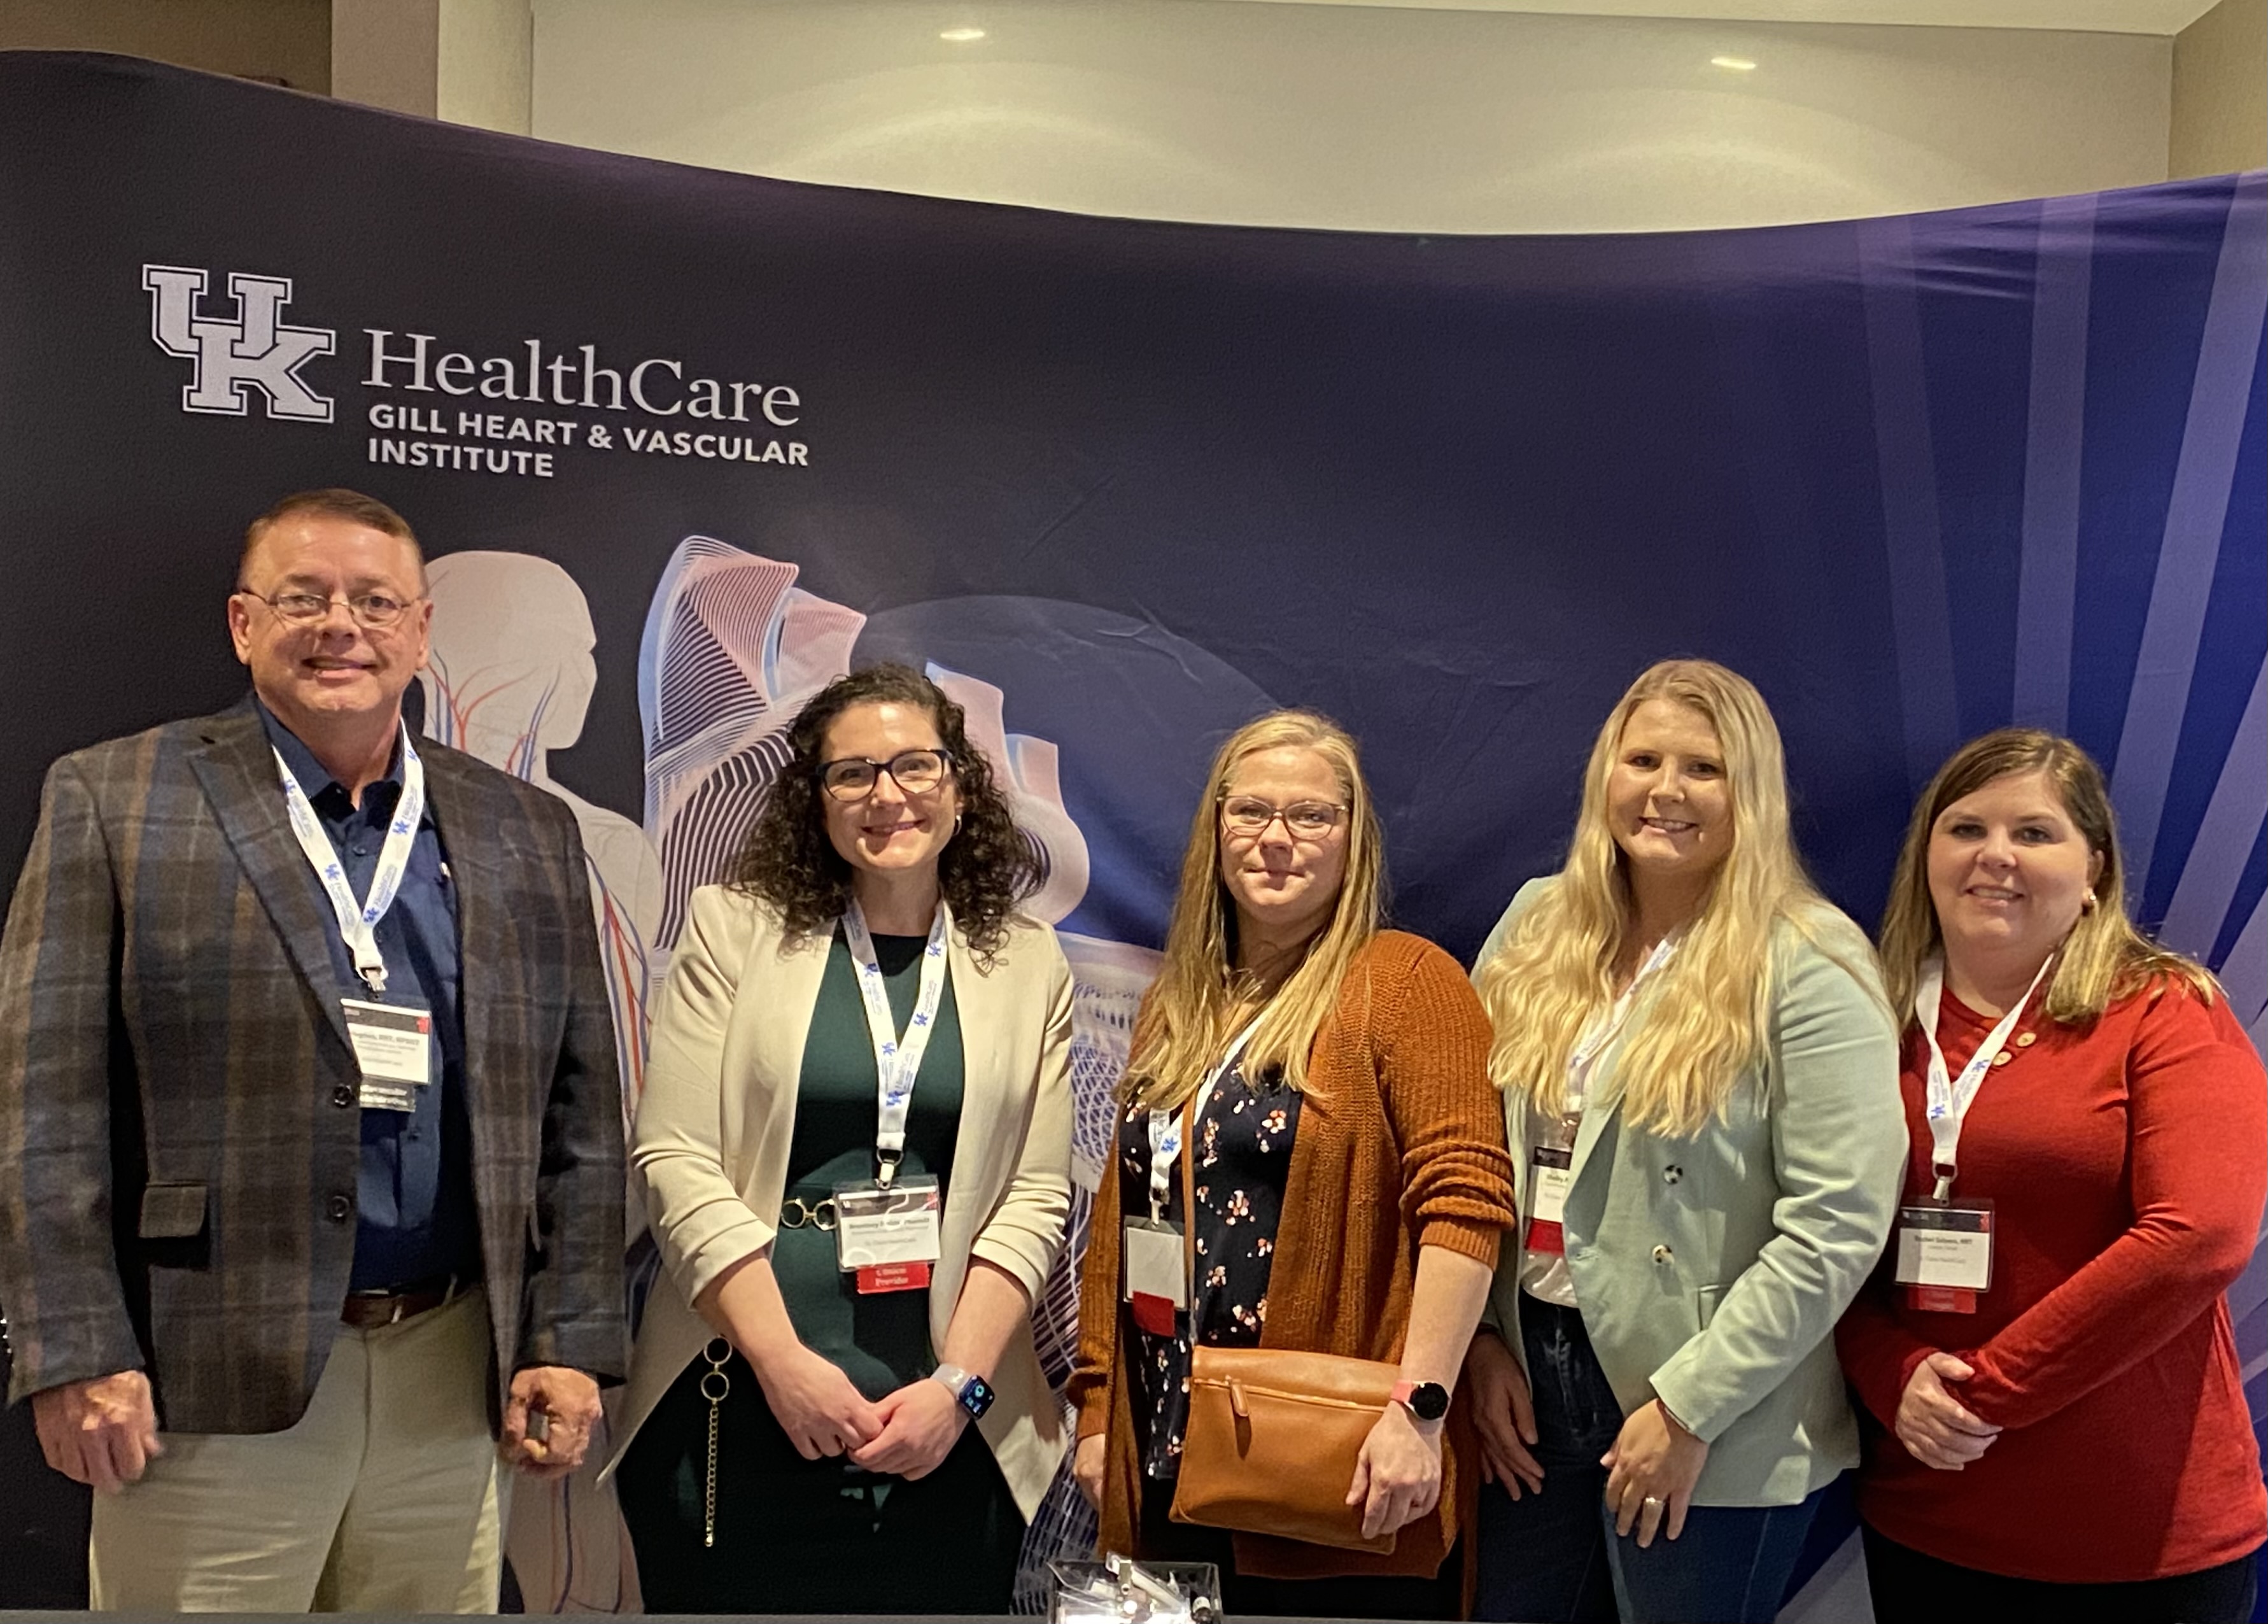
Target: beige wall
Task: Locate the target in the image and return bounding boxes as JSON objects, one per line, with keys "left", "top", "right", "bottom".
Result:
{"left": 0, "top": 0, "right": 328, "bottom": 90}
{"left": 330, "top": 0, "right": 438, "bottom": 116}
{"left": 436, "top": 0, "right": 532, "bottom": 134}
{"left": 533, "top": 0, "right": 2171, "bottom": 235}
{"left": 331, "top": 0, "right": 529, "bottom": 131}
{"left": 2171, "top": 0, "right": 2267, "bottom": 176}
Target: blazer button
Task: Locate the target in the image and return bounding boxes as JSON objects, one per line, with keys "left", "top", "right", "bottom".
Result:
{"left": 1651, "top": 1243, "right": 1673, "bottom": 1264}
{"left": 326, "top": 1193, "right": 353, "bottom": 1223}
{"left": 1663, "top": 1165, "right": 1683, "bottom": 1184}
{"left": 332, "top": 1085, "right": 356, "bottom": 1109}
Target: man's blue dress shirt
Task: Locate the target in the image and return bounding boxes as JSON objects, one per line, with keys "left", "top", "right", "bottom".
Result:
{"left": 258, "top": 702, "right": 481, "bottom": 1290}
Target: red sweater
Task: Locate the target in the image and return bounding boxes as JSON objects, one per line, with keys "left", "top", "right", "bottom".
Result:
{"left": 1836, "top": 978, "right": 2267, "bottom": 1581}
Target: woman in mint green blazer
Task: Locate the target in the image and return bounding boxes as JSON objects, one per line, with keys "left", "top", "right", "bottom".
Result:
{"left": 1464, "top": 659, "right": 1903, "bottom": 1624}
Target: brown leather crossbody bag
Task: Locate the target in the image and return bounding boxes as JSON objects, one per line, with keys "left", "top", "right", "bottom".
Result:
{"left": 1171, "top": 1344, "right": 1402, "bottom": 1553}
{"left": 1160, "top": 1105, "right": 1401, "bottom": 1554}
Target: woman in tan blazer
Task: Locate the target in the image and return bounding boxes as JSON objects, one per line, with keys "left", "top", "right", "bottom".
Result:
{"left": 605, "top": 663, "right": 1072, "bottom": 1614}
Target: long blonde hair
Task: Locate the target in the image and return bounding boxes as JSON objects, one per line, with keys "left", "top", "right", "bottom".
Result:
{"left": 1877, "top": 728, "right": 2214, "bottom": 1026}
{"left": 1122, "top": 710, "right": 1386, "bottom": 1112}
{"left": 1476, "top": 660, "right": 1854, "bottom": 1137}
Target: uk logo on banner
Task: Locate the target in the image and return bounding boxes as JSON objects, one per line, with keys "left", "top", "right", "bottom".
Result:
{"left": 143, "top": 264, "right": 335, "bottom": 421}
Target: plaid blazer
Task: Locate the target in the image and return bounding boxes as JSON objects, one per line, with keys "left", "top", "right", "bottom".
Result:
{"left": 0, "top": 696, "right": 626, "bottom": 1432}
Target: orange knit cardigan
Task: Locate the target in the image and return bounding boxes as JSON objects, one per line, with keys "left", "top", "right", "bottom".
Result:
{"left": 1067, "top": 929, "right": 1518, "bottom": 1582}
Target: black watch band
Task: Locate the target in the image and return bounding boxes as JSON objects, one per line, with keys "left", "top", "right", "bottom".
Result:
{"left": 1393, "top": 1380, "right": 1450, "bottom": 1423}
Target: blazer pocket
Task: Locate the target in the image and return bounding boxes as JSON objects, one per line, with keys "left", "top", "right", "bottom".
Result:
{"left": 1695, "top": 1283, "right": 1729, "bottom": 1332}
{"left": 138, "top": 1182, "right": 208, "bottom": 1239}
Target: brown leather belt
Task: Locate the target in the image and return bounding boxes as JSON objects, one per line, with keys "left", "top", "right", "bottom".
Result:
{"left": 341, "top": 1273, "right": 466, "bottom": 1330}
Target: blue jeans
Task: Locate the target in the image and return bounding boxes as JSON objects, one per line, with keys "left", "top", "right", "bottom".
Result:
{"left": 1474, "top": 1296, "right": 1824, "bottom": 1624}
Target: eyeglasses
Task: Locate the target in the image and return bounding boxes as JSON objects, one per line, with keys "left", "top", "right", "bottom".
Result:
{"left": 819, "top": 748, "right": 955, "bottom": 801}
{"left": 1220, "top": 796, "right": 1348, "bottom": 840}
{"left": 239, "top": 588, "right": 421, "bottom": 630}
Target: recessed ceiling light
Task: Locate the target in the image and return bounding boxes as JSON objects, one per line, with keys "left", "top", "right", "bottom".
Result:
{"left": 940, "top": 27, "right": 987, "bottom": 43}
{"left": 1711, "top": 55, "right": 1757, "bottom": 71}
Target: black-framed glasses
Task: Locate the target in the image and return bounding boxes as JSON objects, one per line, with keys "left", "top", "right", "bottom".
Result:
{"left": 1220, "top": 796, "right": 1347, "bottom": 840}
{"left": 819, "top": 747, "right": 955, "bottom": 801}
{"left": 238, "top": 588, "right": 422, "bottom": 630}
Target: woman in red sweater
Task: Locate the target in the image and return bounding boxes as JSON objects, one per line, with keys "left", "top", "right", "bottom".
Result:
{"left": 1837, "top": 728, "right": 2267, "bottom": 1622}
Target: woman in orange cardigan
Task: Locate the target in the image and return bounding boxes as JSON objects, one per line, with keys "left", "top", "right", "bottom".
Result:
{"left": 1067, "top": 709, "right": 1517, "bottom": 1618}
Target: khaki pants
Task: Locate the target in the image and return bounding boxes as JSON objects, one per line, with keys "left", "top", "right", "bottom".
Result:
{"left": 89, "top": 1287, "right": 505, "bottom": 1613}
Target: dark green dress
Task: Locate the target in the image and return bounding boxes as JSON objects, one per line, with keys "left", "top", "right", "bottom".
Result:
{"left": 616, "top": 928, "right": 1024, "bottom": 1614}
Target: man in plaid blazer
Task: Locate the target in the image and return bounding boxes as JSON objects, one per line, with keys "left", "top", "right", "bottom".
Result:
{"left": 0, "top": 490, "right": 626, "bottom": 1611}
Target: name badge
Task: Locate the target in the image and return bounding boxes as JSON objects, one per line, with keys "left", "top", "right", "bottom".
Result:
{"left": 1895, "top": 1199, "right": 1995, "bottom": 1314}
{"left": 1526, "top": 1145, "right": 1574, "bottom": 1255}
{"left": 834, "top": 1175, "right": 942, "bottom": 1294}
{"left": 342, "top": 997, "right": 433, "bottom": 1113}
{"left": 1123, "top": 1217, "right": 1187, "bottom": 1337}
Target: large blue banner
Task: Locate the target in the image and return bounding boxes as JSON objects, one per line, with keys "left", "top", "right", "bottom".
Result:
{"left": 0, "top": 50, "right": 2259, "bottom": 1614}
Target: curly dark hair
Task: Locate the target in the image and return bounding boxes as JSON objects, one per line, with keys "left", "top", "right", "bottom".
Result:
{"left": 732, "top": 663, "right": 1041, "bottom": 959}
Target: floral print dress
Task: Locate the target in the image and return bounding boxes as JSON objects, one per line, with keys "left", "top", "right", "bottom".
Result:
{"left": 1116, "top": 1063, "right": 1304, "bottom": 1480}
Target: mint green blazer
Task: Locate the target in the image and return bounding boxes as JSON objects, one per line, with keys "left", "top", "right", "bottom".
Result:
{"left": 1474, "top": 878, "right": 1904, "bottom": 1507}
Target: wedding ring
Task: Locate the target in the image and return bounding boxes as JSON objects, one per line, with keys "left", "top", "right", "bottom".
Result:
{"left": 1641, "top": 1495, "right": 1664, "bottom": 1511}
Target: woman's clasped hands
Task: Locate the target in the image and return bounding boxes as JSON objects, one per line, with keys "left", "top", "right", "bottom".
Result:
{"left": 1894, "top": 1352, "right": 2001, "bottom": 1472}
{"left": 752, "top": 1339, "right": 885, "bottom": 1460}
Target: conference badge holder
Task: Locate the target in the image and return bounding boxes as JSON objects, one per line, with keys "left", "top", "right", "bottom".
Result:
{"left": 1123, "top": 1217, "right": 1188, "bottom": 1337}
{"left": 833, "top": 1174, "right": 942, "bottom": 1294}
{"left": 342, "top": 997, "right": 433, "bottom": 1113}
{"left": 1050, "top": 1556, "right": 1220, "bottom": 1624}
{"left": 1895, "top": 1196, "right": 1994, "bottom": 1315}
{"left": 1525, "top": 1135, "right": 1575, "bottom": 1256}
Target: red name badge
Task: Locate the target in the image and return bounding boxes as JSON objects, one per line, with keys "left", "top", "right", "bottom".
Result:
{"left": 1526, "top": 1144, "right": 1573, "bottom": 1255}
{"left": 1123, "top": 1219, "right": 1187, "bottom": 1336}
{"left": 1904, "top": 1285, "right": 1976, "bottom": 1314}
{"left": 856, "top": 1261, "right": 931, "bottom": 1294}
{"left": 1895, "top": 1200, "right": 1994, "bottom": 1315}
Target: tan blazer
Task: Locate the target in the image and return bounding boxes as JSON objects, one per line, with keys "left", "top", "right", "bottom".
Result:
{"left": 603, "top": 884, "right": 1073, "bottom": 1518}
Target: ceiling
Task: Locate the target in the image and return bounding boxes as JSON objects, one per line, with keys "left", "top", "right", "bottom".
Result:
{"left": 1229, "top": 0, "right": 2223, "bottom": 35}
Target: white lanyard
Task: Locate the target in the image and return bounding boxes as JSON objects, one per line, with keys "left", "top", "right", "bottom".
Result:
{"left": 1916, "top": 952, "right": 2055, "bottom": 1200}
{"left": 1568, "top": 933, "right": 1681, "bottom": 1089}
{"left": 842, "top": 899, "right": 952, "bottom": 1188}
{"left": 273, "top": 722, "right": 424, "bottom": 996}
{"left": 1560, "top": 925, "right": 1687, "bottom": 1115}
{"left": 1145, "top": 1015, "right": 1263, "bottom": 1220}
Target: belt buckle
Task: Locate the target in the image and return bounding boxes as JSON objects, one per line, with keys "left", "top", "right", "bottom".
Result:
{"left": 347, "top": 1272, "right": 459, "bottom": 1329}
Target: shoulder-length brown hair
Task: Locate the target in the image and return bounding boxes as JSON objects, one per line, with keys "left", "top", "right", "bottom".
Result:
{"left": 1121, "top": 710, "right": 1386, "bottom": 1111}
{"left": 731, "top": 663, "right": 1038, "bottom": 959}
{"left": 1877, "top": 728, "right": 2214, "bottom": 1027}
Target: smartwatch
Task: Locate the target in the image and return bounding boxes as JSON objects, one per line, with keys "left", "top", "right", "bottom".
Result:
{"left": 1391, "top": 1380, "right": 1450, "bottom": 1423}
{"left": 931, "top": 1362, "right": 997, "bottom": 1420}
